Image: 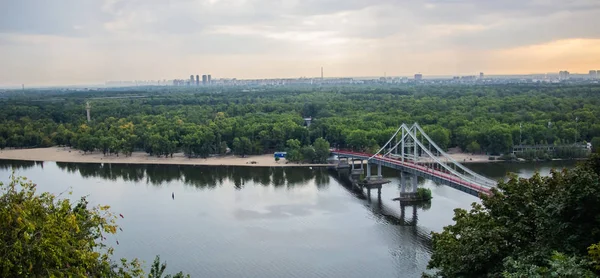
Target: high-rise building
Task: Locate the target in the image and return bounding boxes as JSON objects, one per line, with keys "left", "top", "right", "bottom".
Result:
{"left": 559, "top": 71, "right": 570, "bottom": 80}
{"left": 207, "top": 74, "right": 212, "bottom": 84}
{"left": 202, "top": 75, "right": 208, "bottom": 85}
{"left": 190, "top": 75, "right": 194, "bottom": 85}
{"left": 479, "top": 72, "right": 484, "bottom": 79}
{"left": 590, "top": 70, "right": 598, "bottom": 79}
{"left": 414, "top": 73, "right": 423, "bottom": 80}
{"left": 196, "top": 75, "right": 200, "bottom": 86}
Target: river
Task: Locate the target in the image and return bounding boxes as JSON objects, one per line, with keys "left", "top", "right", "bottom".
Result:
{"left": 0, "top": 159, "right": 578, "bottom": 277}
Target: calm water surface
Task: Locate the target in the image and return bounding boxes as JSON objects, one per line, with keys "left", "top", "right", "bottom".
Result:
{"left": 0, "top": 160, "right": 577, "bottom": 277}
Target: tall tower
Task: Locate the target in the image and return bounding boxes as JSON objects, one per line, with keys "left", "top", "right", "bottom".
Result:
{"left": 86, "top": 102, "right": 91, "bottom": 122}
{"left": 207, "top": 74, "right": 212, "bottom": 84}
{"left": 196, "top": 75, "right": 200, "bottom": 86}
{"left": 321, "top": 67, "right": 323, "bottom": 79}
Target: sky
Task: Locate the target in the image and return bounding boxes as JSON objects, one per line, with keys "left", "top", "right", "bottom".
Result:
{"left": 1, "top": 0, "right": 600, "bottom": 86}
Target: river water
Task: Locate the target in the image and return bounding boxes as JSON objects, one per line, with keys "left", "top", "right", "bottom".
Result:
{"left": 0, "top": 159, "right": 578, "bottom": 277}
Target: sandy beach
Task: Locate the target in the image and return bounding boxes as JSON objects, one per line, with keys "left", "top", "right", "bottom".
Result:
{"left": 0, "top": 147, "right": 329, "bottom": 167}
{"left": 0, "top": 147, "right": 495, "bottom": 166}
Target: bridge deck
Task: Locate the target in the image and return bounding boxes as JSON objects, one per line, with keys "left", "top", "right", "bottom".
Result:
{"left": 333, "top": 151, "right": 492, "bottom": 197}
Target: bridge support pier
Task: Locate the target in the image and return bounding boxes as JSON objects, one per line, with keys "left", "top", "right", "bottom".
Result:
{"left": 396, "top": 171, "right": 421, "bottom": 202}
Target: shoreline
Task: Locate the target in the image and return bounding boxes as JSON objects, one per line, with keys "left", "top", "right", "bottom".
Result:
{"left": 0, "top": 147, "right": 329, "bottom": 168}
{"left": 2, "top": 147, "right": 578, "bottom": 167}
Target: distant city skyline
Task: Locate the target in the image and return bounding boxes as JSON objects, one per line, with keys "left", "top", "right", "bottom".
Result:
{"left": 1, "top": 1, "right": 600, "bottom": 87}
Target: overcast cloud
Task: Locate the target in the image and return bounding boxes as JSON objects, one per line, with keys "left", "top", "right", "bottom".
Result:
{"left": 1, "top": 0, "right": 599, "bottom": 86}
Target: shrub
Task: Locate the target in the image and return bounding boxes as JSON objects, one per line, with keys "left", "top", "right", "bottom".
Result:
{"left": 416, "top": 188, "right": 432, "bottom": 200}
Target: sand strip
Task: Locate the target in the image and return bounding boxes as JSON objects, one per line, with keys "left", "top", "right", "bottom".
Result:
{"left": 0, "top": 147, "right": 329, "bottom": 167}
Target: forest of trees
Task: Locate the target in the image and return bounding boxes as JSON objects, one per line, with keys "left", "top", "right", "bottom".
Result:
{"left": 1, "top": 83, "right": 599, "bottom": 157}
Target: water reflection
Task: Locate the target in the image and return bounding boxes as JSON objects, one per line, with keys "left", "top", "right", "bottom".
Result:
{"left": 0, "top": 159, "right": 578, "bottom": 277}
{"left": 0, "top": 160, "right": 42, "bottom": 170}
{"left": 50, "top": 162, "right": 331, "bottom": 189}
{"left": 328, "top": 169, "right": 432, "bottom": 245}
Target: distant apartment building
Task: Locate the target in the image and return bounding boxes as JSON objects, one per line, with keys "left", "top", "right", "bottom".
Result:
{"left": 414, "top": 73, "right": 423, "bottom": 80}
{"left": 590, "top": 70, "right": 598, "bottom": 79}
{"left": 196, "top": 75, "right": 200, "bottom": 86}
{"left": 479, "top": 72, "right": 484, "bottom": 79}
{"left": 559, "top": 70, "right": 570, "bottom": 80}
{"left": 207, "top": 74, "right": 212, "bottom": 84}
{"left": 202, "top": 75, "right": 208, "bottom": 85}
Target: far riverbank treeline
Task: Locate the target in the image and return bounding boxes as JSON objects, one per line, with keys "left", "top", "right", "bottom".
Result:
{"left": 0, "top": 84, "right": 599, "bottom": 158}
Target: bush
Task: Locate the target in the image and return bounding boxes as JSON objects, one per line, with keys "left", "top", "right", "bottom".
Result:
{"left": 416, "top": 188, "right": 432, "bottom": 200}
{"left": 498, "top": 153, "right": 517, "bottom": 161}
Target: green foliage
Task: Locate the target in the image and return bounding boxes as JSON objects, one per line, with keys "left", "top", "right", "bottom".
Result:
{"left": 0, "top": 174, "right": 137, "bottom": 276}
{"left": 592, "top": 137, "right": 600, "bottom": 153}
{"left": 313, "top": 138, "right": 330, "bottom": 163}
{"left": 589, "top": 243, "right": 600, "bottom": 271}
{"left": 0, "top": 84, "right": 598, "bottom": 158}
{"left": 427, "top": 154, "right": 600, "bottom": 277}
{"left": 498, "top": 153, "right": 517, "bottom": 161}
{"left": 502, "top": 252, "right": 596, "bottom": 278}
{"left": 300, "top": 145, "right": 316, "bottom": 163}
{"left": 465, "top": 141, "right": 481, "bottom": 154}
{"left": 416, "top": 188, "right": 432, "bottom": 200}
{"left": 148, "top": 256, "right": 189, "bottom": 278}
{"left": 0, "top": 174, "right": 188, "bottom": 277}
{"left": 424, "top": 126, "right": 450, "bottom": 151}
{"left": 286, "top": 139, "right": 303, "bottom": 162}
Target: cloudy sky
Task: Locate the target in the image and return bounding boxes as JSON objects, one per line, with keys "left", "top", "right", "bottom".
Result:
{"left": 1, "top": 0, "right": 600, "bottom": 86}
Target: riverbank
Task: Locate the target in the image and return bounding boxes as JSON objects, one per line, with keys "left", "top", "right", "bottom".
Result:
{"left": 0, "top": 147, "right": 329, "bottom": 167}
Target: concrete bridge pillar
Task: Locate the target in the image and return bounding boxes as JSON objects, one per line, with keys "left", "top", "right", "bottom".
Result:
{"left": 412, "top": 174, "right": 418, "bottom": 193}
{"left": 400, "top": 171, "right": 406, "bottom": 193}
{"left": 377, "top": 163, "right": 382, "bottom": 179}
{"left": 366, "top": 162, "right": 372, "bottom": 179}
{"left": 399, "top": 171, "right": 419, "bottom": 201}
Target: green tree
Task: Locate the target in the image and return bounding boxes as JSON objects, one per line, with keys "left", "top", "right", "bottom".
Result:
{"left": 347, "top": 130, "right": 368, "bottom": 151}
{"left": 0, "top": 174, "right": 142, "bottom": 276}
{"left": 466, "top": 141, "right": 481, "bottom": 154}
{"left": 232, "top": 137, "right": 241, "bottom": 156}
{"left": 425, "top": 126, "right": 451, "bottom": 150}
{"left": 219, "top": 141, "right": 228, "bottom": 154}
{"left": 301, "top": 145, "right": 316, "bottom": 163}
{"left": 427, "top": 154, "right": 600, "bottom": 277}
{"left": 486, "top": 126, "right": 513, "bottom": 155}
{"left": 313, "top": 138, "right": 330, "bottom": 163}
{"left": 240, "top": 137, "right": 252, "bottom": 157}
{"left": 502, "top": 252, "right": 596, "bottom": 278}
{"left": 286, "top": 139, "right": 302, "bottom": 150}
{"left": 592, "top": 137, "right": 600, "bottom": 153}
{"left": 0, "top": 174, "right": 189, "bottom": 277}
{"left": 286, "top": 139, "right": 303, "bottom": 162}
{"left": 148, "top": 256, "right": 189, "bottom": 278}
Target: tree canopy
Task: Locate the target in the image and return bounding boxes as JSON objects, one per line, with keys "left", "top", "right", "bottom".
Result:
{"left": 1, "top": 84, "right": 599, "bottom": 158}
{"left": 0, "top": 174, "right": 187, "bottom": 277}
{"left": 426, "top": 154, "right": 600, "bottom": 277}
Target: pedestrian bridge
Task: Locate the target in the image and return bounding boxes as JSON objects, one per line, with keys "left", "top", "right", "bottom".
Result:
{"left": 331, "top": 123, "right": 497, "bottom": 198}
